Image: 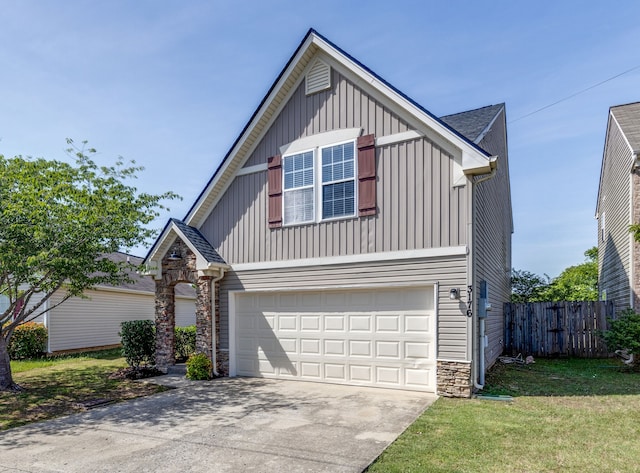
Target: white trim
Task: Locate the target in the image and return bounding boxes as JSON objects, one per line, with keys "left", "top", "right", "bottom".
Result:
{"left": 228, "top": 291, "right": 237, "bottom": 377}
{"left": 473, "top": 107, "right": 503, "bottom": 145}
{"left": 437, "top": 358, "right": 472, "bottom": 364}
{"left": 279, "top": 128, "right": 361, "bottom": 156}
{"left": 232, "top": 246, "right": 468, "bottom": 272}
{"left": 375, "top": 130, "right": 423, "bottom": 147}
{"left": 236, "top": 163, "right": 267, "bottom": 176}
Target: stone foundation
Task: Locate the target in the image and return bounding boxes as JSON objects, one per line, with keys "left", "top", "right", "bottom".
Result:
{"left": 216, "top": 349, "right": 229, "bottom": 376}
{"left": 437, "top": 360, "right": 472, "bottom": 398}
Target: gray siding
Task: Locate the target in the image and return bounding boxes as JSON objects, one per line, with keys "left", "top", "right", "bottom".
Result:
{"left": 201, "top": 70, "right": 468, "bottom": 264}
{"left": 46, "top": 289, "right": 195, "bottom": 352}
{"left": 473, "top": 108, "right": 512, "bottom": 367}
{"left": 598, "top": 118, "right": 634, "bottom": 311}
{"left": 219, "top": 255, "right": 470, "bottom": 360}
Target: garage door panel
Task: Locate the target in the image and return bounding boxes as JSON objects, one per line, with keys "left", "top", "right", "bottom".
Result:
{"left": 405, "top": 341, "right": 431, "bottom": 358}
{"left": 325, "top": 339, "right": 345, "bottom": 355}
{"left": 376, "top": 341, "right": 400, "bottom": 358}
{"left": 235, "top": 287, "right": 436, "bottom": 392}
{"left": 349, "top": 315, "right": 372, "bottom": 332}
{"left": 301, "top": 315, "right": 321, "bottom": 331}
{"left": 376, "top": 315, "right": 400, "bottom": 332}
{"left": 325, "top": 315, "right": 345, "bottom": 331}
{"left": 350, "top": 365, "right": 372, "bottom": 382}
{"left": 376, "top": 366, "right": 400, "bottom": 384}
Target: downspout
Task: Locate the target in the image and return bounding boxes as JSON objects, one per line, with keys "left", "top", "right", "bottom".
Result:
{"left": 471, "top": 157, "right": 498, "bottom": 391}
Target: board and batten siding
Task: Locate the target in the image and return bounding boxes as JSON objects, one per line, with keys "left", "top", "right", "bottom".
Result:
{"left": 45, "top": 289, "right": 195, "bottom": 352}
{"left": 219, "top": 254, "right": 470, "bottom": 361}
{"left": 200, "top": 70, "right": 468, "bottom": 265}
{"left": 472, "top": 108, "right": 512, "bottom": 368}
{"left": 598, "top": 117, "right": 634, "bottom": 311}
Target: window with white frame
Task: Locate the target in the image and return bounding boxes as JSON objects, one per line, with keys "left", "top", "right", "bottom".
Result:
{"left": 283, "top": 150, "right": 315, "bottom": 224}
{"left": 321, "top": 142, "right": 355, "bottom": 219}
{"left": 283, "top": 141, "right": 356, "bottom": 225}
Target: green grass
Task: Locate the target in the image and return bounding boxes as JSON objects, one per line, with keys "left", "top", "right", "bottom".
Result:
{"left": 367, "top": 358, "right": 640, "bottom": 473}
{"left": 1, "top": 349, "right": 167, "bottom": 430}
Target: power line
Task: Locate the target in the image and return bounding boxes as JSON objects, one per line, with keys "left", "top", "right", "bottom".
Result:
{"left": 509, "top": 64, "right": 640, "bottom": 124}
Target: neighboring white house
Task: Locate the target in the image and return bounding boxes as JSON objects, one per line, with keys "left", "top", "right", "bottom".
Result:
{"left": 24, "top": 252, "right": 196, "bottom": 353}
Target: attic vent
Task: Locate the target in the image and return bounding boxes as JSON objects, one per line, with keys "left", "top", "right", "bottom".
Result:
{"left": 305, "top": 59, "right": 331, "bottom": 95}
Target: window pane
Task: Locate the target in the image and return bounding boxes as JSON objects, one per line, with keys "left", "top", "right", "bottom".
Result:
{"left": 322, "top": 142, "right": 355, "bottom": 183}
{"left": 322, "top": 181, "right": 355, "bottom": 219}
{"left": 285, "top": 188, "right": 314, "bottom": 224}
{"left": 284, "top": 152, "right": 314, "bottom": 190}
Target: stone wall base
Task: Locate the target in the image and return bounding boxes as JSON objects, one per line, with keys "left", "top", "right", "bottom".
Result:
{"left": 216, "top": 349, "right": 229, "bottom": 377}
{"left": 437, "top": 360, "right": 472, "bottom": 398}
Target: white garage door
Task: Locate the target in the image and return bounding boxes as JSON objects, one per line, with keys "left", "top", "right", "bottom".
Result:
{"left": 233, "top": 286, "right": 436, "bottom": 392}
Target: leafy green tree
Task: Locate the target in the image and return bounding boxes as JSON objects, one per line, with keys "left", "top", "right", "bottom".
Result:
{"left": 0, "top": 140, "right": 179, "bottom": 391}
{"left": 510, "top": 269, "right": 550, "bottom": 302}
{"left": 541, "top": 247, "right": 598, "bottom": 301}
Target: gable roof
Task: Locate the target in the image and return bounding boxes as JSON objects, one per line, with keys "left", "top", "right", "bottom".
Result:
{"left": 169, "top": 218, "right": 226, "bottom": 264}
{"left": 440, "top": 104, "right": 505, "bottom": 144}
{"left": 143, "top": 218, "right": 228, "bottom": 275}
{"left": 611, "top": 102, "right": 640, "bottom": 153}
{"left": 144, "top": 28, "right": 498, "bottom": 265}
{"left": 595, "top": 101, "right": 640, "bottom": 216}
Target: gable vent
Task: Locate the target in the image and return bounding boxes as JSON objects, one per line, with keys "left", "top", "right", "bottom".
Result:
{"left": 305, "top": 59, "right": 331, "bottom": 95}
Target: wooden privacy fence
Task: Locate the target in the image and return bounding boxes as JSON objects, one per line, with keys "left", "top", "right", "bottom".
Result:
{"left": 504, "top": 301, "right": 616, "bottom": 358}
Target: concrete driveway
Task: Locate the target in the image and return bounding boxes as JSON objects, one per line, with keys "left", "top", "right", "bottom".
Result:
{"left": 0, "top": 374, "right": 436, "bottom": 473}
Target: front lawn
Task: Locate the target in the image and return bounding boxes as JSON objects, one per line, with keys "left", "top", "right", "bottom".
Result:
{"left": 367, "top": 358, "right": 640, "bottom": 473}
{"left": 0, "top": 349, "right": 167, "bottom": 430}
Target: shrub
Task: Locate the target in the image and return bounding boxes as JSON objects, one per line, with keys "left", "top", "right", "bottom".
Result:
{"left": 119, "top": 320, "right": 155, "bottom": 369}
{"left": 185, "top": 352, "right": 212, "bottom": 380}
{"left": 8, "top": 322, "right": 48, "bottom": 359}
{"left": 601, "top": 309, "right": 640, "bottom": 356}
{"left": 175, "top": 325, "right": 196, "bottom": 362}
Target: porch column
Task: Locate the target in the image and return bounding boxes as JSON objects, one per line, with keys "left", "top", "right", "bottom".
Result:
{"left": 196, "top": 276, "right": 213, "bottom": 363}
{"left": 155, "top": 281, "right": 176, "bottom": 373}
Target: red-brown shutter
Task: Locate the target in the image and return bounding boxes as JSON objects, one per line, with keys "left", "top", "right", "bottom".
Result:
{"left": 267, "top": 154, "right": 283, "bottom": 228}
{"left": 357, "top": 134, "right": 376, "bottom": 216}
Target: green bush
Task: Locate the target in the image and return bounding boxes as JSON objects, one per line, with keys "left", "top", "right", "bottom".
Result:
{"left": 119, "top": 320, "right": 155, "bottom": 369}
{"left": 601, "top": 309, "right": 640, "bottom": 355}
{"left": 8, "top": 322, "right": 48, "bottom": 359}
{"left": 185, "top": 352, "right": 212, "bottom": 380}
{"left": 175, "top": 325, "right": 196, "bottom": 362}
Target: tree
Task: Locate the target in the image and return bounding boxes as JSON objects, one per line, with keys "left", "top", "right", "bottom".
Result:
{"left": 510, "top": 269, "right": 550, "bottom": 302}
{"left": 0, "top": 140, "right": 179, "bottom": 391}
{"left": 541, "top": 247, "right": 598, "bottom": 301}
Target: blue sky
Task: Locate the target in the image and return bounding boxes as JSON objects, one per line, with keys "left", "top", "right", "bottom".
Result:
{"left": 1, "top": 1, "right": 639, "bottom": 277}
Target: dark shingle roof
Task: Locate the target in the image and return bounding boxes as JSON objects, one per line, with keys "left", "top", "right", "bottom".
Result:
{"left": 440, "top": 104, "right": 504, "bottom": 143}
{"left": 170, "top": 218, "right": 226, "bottom": 265}
{"left": 611, "top": 102, "right": 640, "bottom": 153}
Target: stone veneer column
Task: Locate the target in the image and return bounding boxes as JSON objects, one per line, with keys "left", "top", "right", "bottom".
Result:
{"left": 213, "top": 281, "right": 228, "bottom": 376}
{"left": 437, "top": 360, "right": 472, "bottom": 398}
{"left": 632, "top": 171, "right": 640, "bottom": 310}
{"left": 155, "top": 282, "right": 176, "bottom": 373}
{"left": 195, "top": 276, "right": 213, "bottom": 363}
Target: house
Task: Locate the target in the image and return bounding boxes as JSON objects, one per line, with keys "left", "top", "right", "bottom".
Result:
{"left": 596, "top": 102, "right": 640, "bottom": 311}
{"left": 8, "top": 252, "right": 196, "bottom": 353}
{"left": 144, "top": 29, "right": 512, "bottom": 397}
